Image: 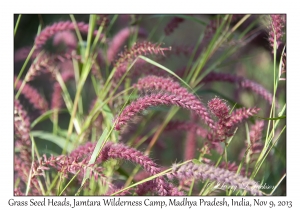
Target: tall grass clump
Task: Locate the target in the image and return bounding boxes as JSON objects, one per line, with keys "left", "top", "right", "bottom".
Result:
{"left": 14, "top": 14, "right": 286, "bottom": 196}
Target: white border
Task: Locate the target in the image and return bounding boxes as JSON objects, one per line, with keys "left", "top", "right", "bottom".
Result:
{"left": 2, "top": 0, "right": 299, "bottom": 209}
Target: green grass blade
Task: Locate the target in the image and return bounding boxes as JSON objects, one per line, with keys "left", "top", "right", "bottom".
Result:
{"left": 138, "top": 55, "right": 193, "bottom": 92}
{"left": 76, "top": 128, "right": 110, "bottom": 195}
{"left": 31, "top": 109, "right": 67, "bottom": 128}
{"left": 14, "top": 14, "right": 22, "bottom": 36}
{"left": 111, "top": 160, "right": 192, "bottom": 195}
{"left": 30, "top": 131, "right": 74, "bottom": 153}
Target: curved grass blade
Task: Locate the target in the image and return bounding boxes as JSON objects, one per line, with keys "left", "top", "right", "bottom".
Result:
{"left": 31, "top": 109, "right": 68, "bottom": 128}
{"left": 30, "top": 131, "right": 73, "bottom": 153}
{"left": 138, "top": 55, "right": 193, "bottom": 92}
{"left": 111, "top": 160, "right": 192, "bottom": 196}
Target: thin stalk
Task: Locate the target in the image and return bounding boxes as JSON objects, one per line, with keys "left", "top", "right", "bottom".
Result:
{"left": 85, "top": 15, "right": 96, "bottom": 60}
{"left": 75, "top": 86, "right": 134, "bottom": 145}
{"left": 46, "top": 174, "right": 60, "bottom": 195}
{"left": 56, "top": 71, "right": 81, "bottom": 134}
{"left": 105, "top": 14, "right": 118, "bottom": 34}
{"left": 111, "top": 160, "right": 192, "bottom": 196}
{"left": 148, "top": 16, "right": 164, "bottom": 40}
{"left": 14, "top": 46, "right": 37, "bottom": 98}
{"left": 269, "top": 173, "right": 286, "bottom": 195}
{"left": 25, "top": 135, "right": 36, "bottom": 195}
{"left": 63, "top": 58, "right": 92, "bottom": 154}
{"left": 69, "top": 15, "right": 83, "bottom": 44}
{"left": 124, "top": 126, "right": 159, "bottom": 187}
{"left": 199, "top": 132, "right": 236, "bottom": 195}
{"left": 253, "top": 32, "right": 284, "bottom": 178}
{"left": 144, "top": 107, "right": 179, "bottom": 156}
{"left": 188, "top": 179, "right": 195, "bottom": 196}
{"left": 72, "top": 54, "right": 83, "bottom": 116}
{"left": 14, "top": 14, "right": 22, "bottom": 36}
{"left": 52, "top": 109, "right": 59, "bottom": 135}
{"left": 189, "top": 15, "right": 229, "bottom": 85}
{"left": 58, "top": 170, "right": 81, "bottom": 196}
{"left": 252, "top": 125, "right": 286, "bottom": 179}
{"left": 185, "top": 32, "right": 205, "bottom": 81}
